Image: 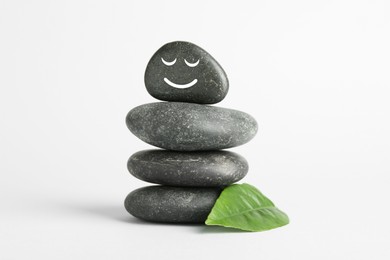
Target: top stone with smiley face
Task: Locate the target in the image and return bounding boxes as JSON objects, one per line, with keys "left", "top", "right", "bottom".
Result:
{"left": 144, "top": 41, "right": 229, "bottom": 104}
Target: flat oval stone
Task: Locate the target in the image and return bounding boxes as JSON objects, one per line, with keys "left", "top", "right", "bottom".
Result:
{"left": 144, "top": 41, "right": 229, "bottom": 104}
{"left": 124, "top": 186, "right": 221, "bottom": 223}
{"left": 128, "top": 150, "right": 248, "bottom": 187}
{"left": 126, "top": 102, "right": 258, "bottom": 151}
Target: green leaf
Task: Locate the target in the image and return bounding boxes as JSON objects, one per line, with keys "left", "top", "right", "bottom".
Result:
{"left": 205, "top": 183, "right": 289, "bottom": 232}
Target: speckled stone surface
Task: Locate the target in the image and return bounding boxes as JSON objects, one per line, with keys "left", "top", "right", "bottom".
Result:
{"left": 127, "top": 150, "right": 248, "bottom": 187}
{"left": 144, "top": 41, "right": 229, "bottom": 104}
{"left": 124, "top": 186, "right": 221, "bottom": 223}
{"left": 126, "top": 102, "right": 258, "bottom": 151}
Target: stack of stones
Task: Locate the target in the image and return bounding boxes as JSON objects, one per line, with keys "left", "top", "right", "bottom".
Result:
{"left": 124, "top": 41, "right": 258, "bottom": 223}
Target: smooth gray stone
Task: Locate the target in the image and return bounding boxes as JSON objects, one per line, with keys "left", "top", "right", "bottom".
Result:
{"left": 128, "top": 150, "right": 248, "bottom": 187}
{"left": 126, "top": 102, "right": 258, "bottom": 151}
{"left": 124, "top": 186, "right": 221, "bottom": 223}
{"left": 144, "top": 41, "right": 229, "bottom": 104}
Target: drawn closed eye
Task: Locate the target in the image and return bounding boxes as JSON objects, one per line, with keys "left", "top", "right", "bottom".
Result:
{"left": 184, "top": 59, "right": 199, "bottom": 67}
{"left": 161, "top": 57, "right": 176, "bottom": 66}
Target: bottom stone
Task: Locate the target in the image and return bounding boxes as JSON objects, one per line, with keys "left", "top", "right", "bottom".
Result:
{"left": 124, "top": 186, "right": 222, "bottom": 223}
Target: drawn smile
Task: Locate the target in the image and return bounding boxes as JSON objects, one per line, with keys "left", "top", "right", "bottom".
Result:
{"left": 163, "top": 78, "right": 198, "bottom": 89}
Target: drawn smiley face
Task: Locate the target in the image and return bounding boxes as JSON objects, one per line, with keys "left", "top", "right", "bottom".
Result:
{"left": 144, "top": 41, "right": 229, "bottom": 104}
{"left": 161, "top": 57, "right": 199, "bottom": 89}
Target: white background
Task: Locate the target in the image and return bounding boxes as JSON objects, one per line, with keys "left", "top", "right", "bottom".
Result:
{"left": 1, "top": 0, "right": 389, "bottom": 259}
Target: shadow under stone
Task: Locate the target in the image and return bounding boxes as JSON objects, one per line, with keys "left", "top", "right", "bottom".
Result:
{"left": 62, "top": 202, "right": 245, "bottom": 233}
{"left": 198, "top": 225, "right": 246, "bottom": 234}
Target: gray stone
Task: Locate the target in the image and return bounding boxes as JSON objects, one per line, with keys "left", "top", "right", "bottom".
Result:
{"left": 144, "top": 41, "right": 229, "bottom": 104}
{"left": 128, "top": 150, "right": 248, "bottom": 187}
{"left": 124, "top": 186, "right": 221, "bottom": 223}
{"left": 126, "top": 102, "right": 258, "bottom": 151}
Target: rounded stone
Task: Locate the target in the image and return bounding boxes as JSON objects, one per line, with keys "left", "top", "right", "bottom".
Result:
{"left": 124, "top": 186, "right": 221, "bottom": 223}
{"left": 128, "top": 150, "right": 248, "bottom": 187}
{"left": 144, "top": 41, "right": 229, "bottom": 104}
{"left": 126, "top": 102, "right": 258, "bottom": 151}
